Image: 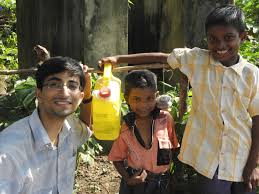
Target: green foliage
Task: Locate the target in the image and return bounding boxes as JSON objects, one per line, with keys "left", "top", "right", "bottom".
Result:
{"left": 128, "top": 0, "right": 134, "bottom": 8}
{"left": 0, "top": 0, "right": 16, "bottom": 10}
{"left": 0, "top": 31, "right": 17, "bottom": 70}
{"left": 77, "top": 137, "right": 103, "bottom": 166}
{"left": 236, "top": 0, "right": 259, "bottom": 28}
{"left": 0, "top": 0, "right": 18, "bottom": 94}
{"left": 240, "top": 39, "right": 259, "bottom": 66}
{"left": 0, "top": 77, "right": 36, "bottom": 130}
{"left": 236, "top": 0, "right": 259, "bottom": 66}
{"left": 0, "top": 0, "right": 17, "bottom": 70}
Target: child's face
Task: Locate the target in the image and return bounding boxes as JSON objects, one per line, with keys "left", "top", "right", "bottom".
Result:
{"left": 126, "top": 88, "right": 158, "bottom": 118}
{"left": 207, "top": 24, "right": 246, "bottom": 67}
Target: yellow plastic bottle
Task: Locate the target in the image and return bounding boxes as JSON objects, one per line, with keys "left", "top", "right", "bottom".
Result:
{"left": 92, "top": 63, "right": 121, "bottom": 140}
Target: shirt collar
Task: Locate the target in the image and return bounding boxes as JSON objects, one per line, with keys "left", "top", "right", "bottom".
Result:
{"left": 230, "top": 56, "right": 246, "bottom": 77}
{"left": 29, "top": 109, "right": 72, "bottom": 151}
{"left": 58, "top": 119, "right": 72, "bottom": 146}
{"left": 210, "top": 53, "right": 246, "bottom": 77}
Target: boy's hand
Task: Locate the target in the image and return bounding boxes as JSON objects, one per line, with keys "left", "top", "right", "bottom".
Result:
{"left": 243, "top": 164, "right": 259, "bottom": 191}
{"left": 125, "top": 170, "right": 147, "bottom": 186}
{"left": 98, "top": 56, "right": 118, "bottom": 70}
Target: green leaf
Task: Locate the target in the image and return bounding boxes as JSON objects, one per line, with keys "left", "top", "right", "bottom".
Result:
{"left": 22, "top": 90, "right": 36, "bottom": 110}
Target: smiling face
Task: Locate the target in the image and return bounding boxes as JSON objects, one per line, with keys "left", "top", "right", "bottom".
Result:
{"left": 36, "top": 71, "right": 84, "bottom": 120}
{"left": 126, "top": 88, "right": 158, "bottom": 119}
{"left": 207, "top": 24, "right": 246, "bottom": 67}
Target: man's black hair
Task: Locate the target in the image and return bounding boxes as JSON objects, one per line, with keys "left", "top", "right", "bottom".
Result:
{"left": 35, "top": 56, "right": 86, "bottom": 91}
{"left": 205, "top": 5, "right": 246, "bottom": 33}
{"left": 124, "top": 70, "right": 157, "bottom": 96}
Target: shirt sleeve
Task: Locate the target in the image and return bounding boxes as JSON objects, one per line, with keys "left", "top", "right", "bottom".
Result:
{"left": 249, "top": 68, "right": 259, "bottom": 117}
{"left": 66, "top": 114, "right": 93, "bottom": 148}
{"left": 167, "top": 47, "right": 206, "bottom": 80}
{"left": 108, "top": 131, "right": 128, "bottom": 162}
{"left": 0, "top": 152, "right": 22, "bottom": 194}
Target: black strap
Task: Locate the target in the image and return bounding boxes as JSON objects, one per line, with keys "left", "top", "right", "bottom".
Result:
{"left": 123, "top": 109, "right": 159, "bottom": 149}
{"left": 133, "top": 119, "right": 155, "bottom": 149}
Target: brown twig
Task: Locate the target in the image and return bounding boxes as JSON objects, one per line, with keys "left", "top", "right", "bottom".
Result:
{"left": 0, "top": 63, "right": 170, "bottom": 75}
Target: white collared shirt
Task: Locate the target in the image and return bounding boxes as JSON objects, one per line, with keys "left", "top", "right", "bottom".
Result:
{"left": 0, "top": 109, "right": 92, "bottom": 194}
{"left": 168, "top": 47, "right": 259, "bottom": 181}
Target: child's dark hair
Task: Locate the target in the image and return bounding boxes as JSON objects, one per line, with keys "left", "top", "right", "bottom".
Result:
{"left": 205, "top": 5, "right": 246, "bottom": 33}
{"left": 35, "top": 56, "right": 86, "bottom": 91}
{"left": 124, "top": 70, "right": 157, "bottom": 96}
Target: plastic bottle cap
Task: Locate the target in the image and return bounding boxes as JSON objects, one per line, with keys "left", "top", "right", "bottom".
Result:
{"left": 99, "top": 87, "right": 111, "bottom": 98}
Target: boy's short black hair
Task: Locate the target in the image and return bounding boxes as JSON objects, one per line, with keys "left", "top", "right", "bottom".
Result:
{"left": 124, "top": 70, "right": 157, "bottom": 96}
{"left": 205, "top": 5, "right": 246, "bottom": 33}
{"left": 35, "top": 56, "right": 86, "bottom": 91}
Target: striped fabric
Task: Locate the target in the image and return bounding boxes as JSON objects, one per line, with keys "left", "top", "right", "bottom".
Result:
{"left": 0, "top": 109, "right": 92, "bottom": 194}
{"left": 167, "top": 47, "right": 259, "bottom": 181}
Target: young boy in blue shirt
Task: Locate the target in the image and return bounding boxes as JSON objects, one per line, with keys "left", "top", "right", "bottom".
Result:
{"left": 99, "top": 5, "right": 259, "bottom": 194}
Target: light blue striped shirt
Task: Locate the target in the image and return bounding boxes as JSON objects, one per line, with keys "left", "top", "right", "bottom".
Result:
{"left": 0, "top": 109, "right": 92, "bottom": 194}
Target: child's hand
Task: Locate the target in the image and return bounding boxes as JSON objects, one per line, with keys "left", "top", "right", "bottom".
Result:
{"left": 243, "top": 166, "right": 259, "bottom": 191}
{"left": 98, "top": 56, "right": 118, "bottom": 70}
{"left": 125, "top": 170, "right": 147, "bottom": 186}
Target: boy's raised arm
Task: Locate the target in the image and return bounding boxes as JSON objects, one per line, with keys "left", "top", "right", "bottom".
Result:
{"left": 98, "top": 52, "right": 169, "bottom": 67}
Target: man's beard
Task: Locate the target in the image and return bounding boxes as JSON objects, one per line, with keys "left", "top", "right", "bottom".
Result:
{"left": 52, "top": 109, "right": 75, "bottom": 118}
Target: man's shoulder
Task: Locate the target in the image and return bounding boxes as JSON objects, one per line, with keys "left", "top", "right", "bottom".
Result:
{"left": 0, "top": 116, "right": 31, "bottom": 153}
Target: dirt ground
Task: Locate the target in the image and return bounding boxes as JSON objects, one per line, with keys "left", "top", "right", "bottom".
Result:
{"left": 75, "top": 155, "right": 120, "bottom": 194}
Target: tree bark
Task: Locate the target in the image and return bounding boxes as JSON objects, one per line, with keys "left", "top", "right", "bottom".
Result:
{"left": 16, "top": 0, "right": 127, "bottom": 70}
{"left": 183, "top": 0, "right": 231, "bottom": 48}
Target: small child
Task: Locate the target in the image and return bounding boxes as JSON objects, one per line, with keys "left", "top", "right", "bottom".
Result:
{"left": 101, "top": 5, "right": 259, "bottom": 194}
{"left": 108, "top": 70, "right": 179, "bottom": 194}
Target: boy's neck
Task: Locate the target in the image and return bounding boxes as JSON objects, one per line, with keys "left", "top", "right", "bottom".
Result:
{"left": 220, "top": 55, "right": 240, "bottom": 67}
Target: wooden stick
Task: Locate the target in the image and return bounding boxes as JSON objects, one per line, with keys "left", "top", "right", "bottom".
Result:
{"left": 0, "top": 63, "right": 170, "bottom": 75}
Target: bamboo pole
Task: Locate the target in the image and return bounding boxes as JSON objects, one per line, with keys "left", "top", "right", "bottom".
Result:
{"left": 0, "top": 63, "right": 170, "bottom": 75}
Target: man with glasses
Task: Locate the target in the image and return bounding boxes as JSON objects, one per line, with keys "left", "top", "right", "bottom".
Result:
{"left": 0, "top": 56, "right": 93, "bottom": 194}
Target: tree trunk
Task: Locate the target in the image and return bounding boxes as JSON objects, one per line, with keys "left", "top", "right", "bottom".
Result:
{"left": 16, "top": 0, "right": 128, "bottom": 69}
{"left": 183, "top": 0, "right": 230, "bottom": 48}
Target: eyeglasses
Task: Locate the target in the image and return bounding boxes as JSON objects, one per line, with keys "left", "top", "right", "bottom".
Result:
{"left": 43, "top": 81, "right": 81, "bottom": 91}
